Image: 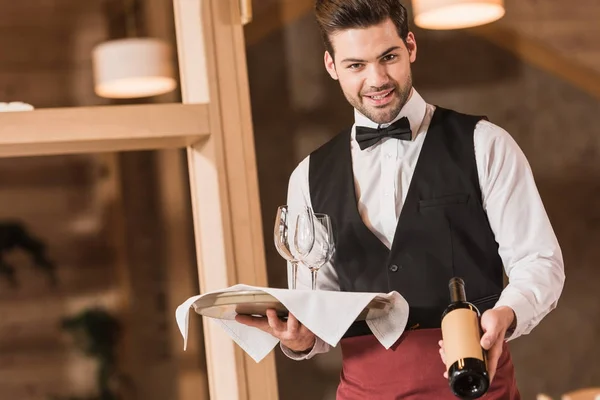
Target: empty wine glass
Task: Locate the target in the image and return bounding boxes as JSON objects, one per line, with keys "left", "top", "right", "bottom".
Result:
{"left": 294, "top": 206, "right": 316, "bottom": 260}
{"left": 274, "top": 205, "right": 315, "bottom": 289}
{"left": 299, "top": 213, "right": 334, "bottom": 290}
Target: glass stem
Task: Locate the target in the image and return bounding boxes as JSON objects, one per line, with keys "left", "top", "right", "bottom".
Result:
{"left": 291, "top": 261, "right": 298, "bottom": 290}
{"left": 311, "top": 268, "right": 318, "bottom": 290}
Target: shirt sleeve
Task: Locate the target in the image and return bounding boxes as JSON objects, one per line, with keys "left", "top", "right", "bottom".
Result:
{"left": 280, "top": 336, "right": 332, "bottom": 360}
{"left": 279, "top": 156, "right": 336, "bottom": 359}
{"left": 474, "top": 120, "right": 565, "bottom": 340}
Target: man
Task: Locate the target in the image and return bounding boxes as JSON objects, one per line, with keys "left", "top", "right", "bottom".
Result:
{"left": 237, "top": 0, "right": 565, "bottom": 398}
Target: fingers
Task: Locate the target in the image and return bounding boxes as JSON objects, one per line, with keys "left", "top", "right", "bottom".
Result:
{"left": 486, "top": 337, "right": 504, "bottom": 383}
{"left": 287, "top": 312, "right": 300, "bottom": 334}
{"left": 235, "top": 309, "right": 287, "bottom": 334}
{"left": 266, "top": 309, "right": 287, "bottom": 332}
{"left": 438, "top": 340, "right": 447, "bottom": 365}
{"left": 481, "top": 331, "right": 499, "bottom": 350}
{"left": 237, "top": 310, "right": 316, "bottom": 353}
{"left": 235, "top": 314, "right": 271, "bottom": 332}
{"left": 480, "top": 311, "right": 501, "bottom": 350}
{"left": 439, "top": 340, "right": 449, "bottom": 379}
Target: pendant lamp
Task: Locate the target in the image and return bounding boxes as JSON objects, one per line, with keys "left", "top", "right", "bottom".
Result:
{"left": 92, "top": 0, "right": 177, "bottom": 99}
{"left": 411, "top": 0, "right": 505, "bottom": 30}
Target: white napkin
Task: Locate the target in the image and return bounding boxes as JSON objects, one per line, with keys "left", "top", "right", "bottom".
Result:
{"left": 176, "top": 284, "right": 409, "bottom": 363}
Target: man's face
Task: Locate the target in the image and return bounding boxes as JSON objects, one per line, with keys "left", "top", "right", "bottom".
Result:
{"left": 324, "top": 18, "right": 417, "bottom": 124}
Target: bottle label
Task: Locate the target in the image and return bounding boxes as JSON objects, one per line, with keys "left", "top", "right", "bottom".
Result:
{"left": 441, "top": 308, "right": 484, "bottom": 369}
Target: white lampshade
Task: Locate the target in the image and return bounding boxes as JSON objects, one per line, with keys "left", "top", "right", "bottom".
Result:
{"left": 412, "top": 0, "right": 505, "bottom": 30}
{"left": 92, "top": 38, "right": 177, "bottom": 99}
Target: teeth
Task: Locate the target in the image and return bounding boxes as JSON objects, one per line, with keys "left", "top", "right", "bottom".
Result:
{"left": 370, "top": 91, "right": 391, "bottom": 100}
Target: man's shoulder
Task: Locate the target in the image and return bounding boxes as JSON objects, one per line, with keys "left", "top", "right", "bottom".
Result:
{"left": 308, "top": 127, "right": 352, "bottom": 158}
{"left": 288, "top": 126, "right": 351, "bottom": 183}
{"left": 431, "top": 106, "right": 517, "bottom": 144}
{"left": 433, "top": 105, "right": 489, "bottom": 125}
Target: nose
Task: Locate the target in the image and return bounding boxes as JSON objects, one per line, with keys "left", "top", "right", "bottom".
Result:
{"left": 366, "top": 64, "right": 390, "bottom": 89}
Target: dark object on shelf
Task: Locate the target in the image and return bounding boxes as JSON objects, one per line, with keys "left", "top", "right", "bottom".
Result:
{"left": 0, "top": 220, "right": 57, "bottom": 287}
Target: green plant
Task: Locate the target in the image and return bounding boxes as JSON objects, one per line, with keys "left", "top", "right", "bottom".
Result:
{"left": 57, "top": 307, "right": 122, "bottom": 400}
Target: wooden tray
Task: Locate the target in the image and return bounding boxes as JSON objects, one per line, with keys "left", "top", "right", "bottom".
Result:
{"left": 192, "top": 290, "right": 392, "bottom": 321}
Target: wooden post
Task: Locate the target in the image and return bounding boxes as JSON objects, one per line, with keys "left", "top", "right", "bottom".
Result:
{"left": 173, "top": 0, "right": 279, "bottom": 399}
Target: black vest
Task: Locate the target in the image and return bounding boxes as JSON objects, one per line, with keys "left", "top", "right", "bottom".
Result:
{"left": 308, "top": 107, "right": 504, "bottom": 336}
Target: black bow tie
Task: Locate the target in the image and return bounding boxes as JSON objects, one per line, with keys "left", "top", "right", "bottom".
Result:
{"left": 355, "top": 116, "right": 412, "bottom": 150}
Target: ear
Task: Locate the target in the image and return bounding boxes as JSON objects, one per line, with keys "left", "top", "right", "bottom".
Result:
{"left": 324, "top": 51, "right": 339, "bottom": 80}
{"left": 405, "top": 32, "right": 417, "bottom": 64}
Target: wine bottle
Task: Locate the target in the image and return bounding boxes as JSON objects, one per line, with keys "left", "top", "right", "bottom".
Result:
{"left": 441, "top": 277, "right": 489, "bottom": 399}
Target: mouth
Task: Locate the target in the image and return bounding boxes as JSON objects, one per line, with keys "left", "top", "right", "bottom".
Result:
{"left": 363, "top": 88, "right": 395, "bottom": 106}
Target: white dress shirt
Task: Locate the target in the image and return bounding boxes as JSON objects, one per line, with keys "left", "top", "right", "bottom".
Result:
{"left": 282, "top": 88, "right": 565, "bottom": 360}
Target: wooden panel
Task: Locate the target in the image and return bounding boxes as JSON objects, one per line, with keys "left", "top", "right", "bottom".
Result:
{"left": 173, "top": 0, "right": 210, "bottom": 104}
{"left": 0, "top": 260, "right": 115, "bottom": 303}
{"left": 481, "top": 0, "right": 600, "bottom": 99}
{"left": 205, "top": 0, "right": 279, "bottom": 397}
{"left": 173, "top": 1, "right": 242, "bottom": 399}
{"left": 174, "top": 0, "right": 279, "bottom": 399}
{"left": 0, "top": 156, "right": 94, "bottom": 187}
{"left": 0, "top": 103, "right": 209, "bottom": 157}
{"left": 469, "top": 24, "right": 600, "bottom": 99}
{"left": 0, "top": 0, "right": 109, "bottom": 109}
{"left": 503, "top": 0, "right": 600, "bottom": 22}
{"left": 0, "top": 154, "right": 123, "bottom": 400}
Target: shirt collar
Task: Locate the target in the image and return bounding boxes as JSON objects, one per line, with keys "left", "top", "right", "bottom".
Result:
{"left": 353, "top": 88, "right": 427, "bottom": 141}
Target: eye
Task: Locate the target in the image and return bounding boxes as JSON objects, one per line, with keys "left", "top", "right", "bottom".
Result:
{"left": 348, "top": 63, "right": 363, "bottom": 70}
{"left": 382, "top": 54, "right": 397, "bottom": 61}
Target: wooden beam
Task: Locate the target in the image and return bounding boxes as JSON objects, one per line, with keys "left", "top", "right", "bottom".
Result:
{"left": 218, "top": 1, "right": 279, "bottom": 397}
{"left": 244, "top": 0, "right": 314, "bottom": 46}
{"left": 174, "top": 0, "right": 279, "bottom": 399}
{"left": 469, "top": 24, "right": 600, "bottom": 99}
{"left": 0, "top": 103, "right": 209, "bottom": 157}
{"left": 173, "top": 0, "right": 243, "bottom": 398}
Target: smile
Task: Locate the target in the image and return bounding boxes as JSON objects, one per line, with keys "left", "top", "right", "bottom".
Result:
{"left": 364, "top": 88, "right": 395, "bottom": 105}
{"left": 367, "top": 89, "right": 393, "bottom": 99}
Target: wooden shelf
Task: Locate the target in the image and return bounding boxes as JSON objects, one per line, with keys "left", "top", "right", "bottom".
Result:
{"left": 0, "top": 103, "right": 210, "bottom": 157}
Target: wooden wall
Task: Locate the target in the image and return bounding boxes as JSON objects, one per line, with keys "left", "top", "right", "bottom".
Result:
{"left": 0, "top": 1, "right": 207, "bottom": 399}
{"left": 0, "top": 2, "right": 117, "bottom": 398}
{"left": 0, "top": 0, "right": 110, "bottom": 108}
{"left": 0, "top": 154, "right": 123, "bottom": 399}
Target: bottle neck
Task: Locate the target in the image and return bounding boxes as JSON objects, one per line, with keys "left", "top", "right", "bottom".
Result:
{"left": 449, "top": 277, "right": 467, "bottom": 303}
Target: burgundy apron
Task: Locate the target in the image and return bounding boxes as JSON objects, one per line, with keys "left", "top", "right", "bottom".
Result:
{"left": 337, "top": 329, "right": 520, "bottom": 400}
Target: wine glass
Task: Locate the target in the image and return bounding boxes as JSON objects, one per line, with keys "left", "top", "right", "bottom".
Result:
{"left": 294, "top": 206, "right": 316, "bottom": 260}
{"left": 274, "top": 205, "right": 315, "bottom": 289}
{"left": 299, "top": 213, "right": 334, "bottom": 290}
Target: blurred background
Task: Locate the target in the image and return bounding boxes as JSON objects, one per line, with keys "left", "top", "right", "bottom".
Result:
{"left": 0, "top": 0, "right": 598, "bottom": 399}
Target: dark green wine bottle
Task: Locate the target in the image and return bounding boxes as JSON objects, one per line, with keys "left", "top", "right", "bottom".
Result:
{"left": 441, "top": 277, "right": 489, "bottom": 399}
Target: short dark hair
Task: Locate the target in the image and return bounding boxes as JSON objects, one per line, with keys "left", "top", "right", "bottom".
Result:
{"left": 314, "top": 0, "right": 410, "bottom": 58}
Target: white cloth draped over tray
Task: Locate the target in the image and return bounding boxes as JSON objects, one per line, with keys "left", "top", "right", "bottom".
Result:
{"left": 175, "top": 284, "right": 409, "bottom": 363}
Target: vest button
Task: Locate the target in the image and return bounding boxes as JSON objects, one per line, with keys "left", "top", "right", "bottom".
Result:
{"left": 389, "top": 264, "right": 400, "bottom": 272}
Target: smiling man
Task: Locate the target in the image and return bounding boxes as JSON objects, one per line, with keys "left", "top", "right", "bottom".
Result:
{"left": 236, "top": 0, "right": 565, "bottom": 398}
{"left": 322, "top": 16, "right": 415, "bottom": 125}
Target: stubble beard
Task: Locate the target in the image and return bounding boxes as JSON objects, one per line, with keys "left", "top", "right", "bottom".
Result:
{"left": 346, "top": 72, "right": 413, "bottom": 125}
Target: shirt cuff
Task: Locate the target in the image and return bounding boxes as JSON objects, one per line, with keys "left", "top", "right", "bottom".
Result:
{"left": 494, "top": 287, "right": 536, "bottom": 341}
{"left": 280, "top": 336, "right": 330, "bottom": 360}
